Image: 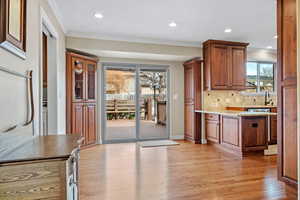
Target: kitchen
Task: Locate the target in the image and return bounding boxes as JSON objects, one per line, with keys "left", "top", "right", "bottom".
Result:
{"left": 0, "top": 0, "right": 297, "bottom": 199}
{"left": 184, "top": 39, "right": 282, "bottom": 157}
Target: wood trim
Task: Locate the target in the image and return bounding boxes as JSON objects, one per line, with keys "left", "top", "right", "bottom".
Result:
{"left": 183, "top": 57, "right": 203, "bottom": 65}
{"left": 0, "top": 0, "right": 6, "bottom": 42}
{"left": 42, "top": 33, "right": 47, "bottom": 88}
{"left": 0, "top": 0, "right": 26, "bottom": 51}
{"left": 66, "top": 51, "right": 99, "bottom": 62}
{"left": 66, "top": 52, "right": 72, "bottom": 133}
{"left": 277, "top": 0, "right": 298, "bottom": 188}
{"left": 203, "top": 39, "right": 249, "bottom": 47}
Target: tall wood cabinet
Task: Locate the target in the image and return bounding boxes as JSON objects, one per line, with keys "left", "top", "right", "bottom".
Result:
{"left": 66, "top": 51, "right": 98, "bottom": 146}
{"left": 203, "top": 40, "right": 249, "bottom": 90}
{"left": 183, "top": 58, "right": 202, "bottom": 143}
{"left": 277, "top": 0, "right": 298, "bottom": 187}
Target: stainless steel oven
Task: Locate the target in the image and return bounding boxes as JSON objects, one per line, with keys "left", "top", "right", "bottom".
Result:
{"left": 67, "top": 148, "right": 80, "bottom": 200}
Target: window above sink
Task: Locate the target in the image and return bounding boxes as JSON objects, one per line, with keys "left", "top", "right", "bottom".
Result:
{"left": 244, "top": 61, "right": 276, "bottom": 94}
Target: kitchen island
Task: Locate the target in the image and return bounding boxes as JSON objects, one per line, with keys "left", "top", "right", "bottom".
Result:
{"left": 196, "top": 110, "right": 276, "bottom": 157}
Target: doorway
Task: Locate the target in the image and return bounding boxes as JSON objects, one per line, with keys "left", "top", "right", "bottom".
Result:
{"left": 102, "top": 64, "right": 169, "bottom": 143}
{"left": 39, "top": 9, "right": 62, "bottom": 136}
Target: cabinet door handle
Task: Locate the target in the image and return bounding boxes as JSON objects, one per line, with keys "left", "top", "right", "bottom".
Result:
{"left": 251, "top": 123, "right": 258, "bottom": 128}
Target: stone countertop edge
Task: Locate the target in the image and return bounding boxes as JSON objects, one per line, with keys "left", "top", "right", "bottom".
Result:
{"left": 195, "top": 110, "right": 277, "bottom": 117}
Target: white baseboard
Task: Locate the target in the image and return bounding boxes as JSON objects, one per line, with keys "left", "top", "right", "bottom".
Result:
{"left": 170, "top": 135, "right": 184, "bottom": 140}
{"left": 47, "top": 132, "right": 66, "bottom": 135}
{"left": 201, "top": 139, "right": 208, "bottom": 144}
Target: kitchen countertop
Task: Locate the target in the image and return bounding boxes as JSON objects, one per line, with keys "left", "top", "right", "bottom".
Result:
{"left": 226, "top": 105, "right": 277, "bottom": 108}
{"left": 195, "top": 109, "right": 277, "bottom": 117}
{"left": 0, "top": 134, "right": 83, "bottom": 165}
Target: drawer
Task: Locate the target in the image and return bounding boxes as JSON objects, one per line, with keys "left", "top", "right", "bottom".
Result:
{"left": 205, "top": 114, "right": 219, "bottom": 121}
{"left": 0, "top": 160, "right": 67, "bottom": 200}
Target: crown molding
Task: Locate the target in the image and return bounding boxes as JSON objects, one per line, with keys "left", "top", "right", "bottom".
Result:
{"left": 47, "top": 0, "right": 67, "bottom": 33}
{"left": 67, "top": 31, "right": 202, "bottom": 48}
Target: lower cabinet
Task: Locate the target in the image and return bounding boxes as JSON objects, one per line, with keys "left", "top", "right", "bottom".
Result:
{"left": 184, "top": 104, "right": 201, "bottom": 143}
{"left": 205, "top": 114, "right": 220, "bottom": 143}
{"left": 270, "top": 116, "right": 277, "bottom": 144}
{"left": 72, "top": 103, "right": 97, "bottom": 146}
{"left": 206, "top": 114, "right": 268, "bottom": 156}
{"left": 221, "top": 116, "right": 240, "bottom": 149}
{"left": 0, "top": 160, "right": 66, "bottom": 200}
{"left": 72, "top": 103, "right": 84, "bottom": 138}
{"left": 242, "top": 117, "right": 268, "bottom": 150}
{"left": 84, "top": 104, "right": 97, "bottom": 145}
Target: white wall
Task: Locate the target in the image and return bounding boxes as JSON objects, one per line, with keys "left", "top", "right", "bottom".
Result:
{"left": 66, "top": 37, "right": 202, "bottom": 62}
{"left": 248, "top": 48, "right": 277, "bottom": 62}
{"left": 0, "top": 0, "right": 65, "bottom": 144}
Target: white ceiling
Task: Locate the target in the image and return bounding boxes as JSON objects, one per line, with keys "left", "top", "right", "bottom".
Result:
{"left": 52, "top": 0, "right": 277, "bottom": 49}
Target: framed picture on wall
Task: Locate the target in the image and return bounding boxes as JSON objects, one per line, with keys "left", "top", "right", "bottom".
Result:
{"left": 0, "top": 0, "right": 27, "bottom": 59}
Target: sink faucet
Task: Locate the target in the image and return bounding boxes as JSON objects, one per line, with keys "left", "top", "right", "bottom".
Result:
{"left": 264, "top": 91, "right": 272, "bottom": 105}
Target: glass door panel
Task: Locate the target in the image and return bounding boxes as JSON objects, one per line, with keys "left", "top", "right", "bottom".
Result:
{"left": 72, "top": 58, "right": 85, "bottom": 101}
{"left": 104, "top": 67, "right": 137, "bottom": 141}
{"left": 86, "top": 62, "right": 96, "bottom": 101}
{"left": 139, "top": 69, "right": 168, "bottom": 140}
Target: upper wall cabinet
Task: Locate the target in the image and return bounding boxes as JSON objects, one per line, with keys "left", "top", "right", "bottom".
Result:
{"left": 203, "top": 40, "right": 249, "bottom": 90}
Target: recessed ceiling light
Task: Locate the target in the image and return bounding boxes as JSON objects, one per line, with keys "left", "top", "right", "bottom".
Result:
{"left": 94, "top": 13, "right": 103, "bottom": 19}
{"left": 169, "top": 22, "right": 177, "bottom": 27}
{"left": 274, "top": 35, "right": 278, "bottom": 39}
{"left": 267, "top": 46, "right": 273, "bottom": 49}
{"left": 224, "top": 28, "right": 232, "bottom": 33}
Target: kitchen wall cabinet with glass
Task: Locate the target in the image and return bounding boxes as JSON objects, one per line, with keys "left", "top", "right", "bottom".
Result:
{"left": 66, "top": 51, "right": 98, "bottom": 147}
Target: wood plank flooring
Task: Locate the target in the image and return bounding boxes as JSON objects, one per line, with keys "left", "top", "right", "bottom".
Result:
{"left": 79, "top": 141, "right": 297, "bottom": 200}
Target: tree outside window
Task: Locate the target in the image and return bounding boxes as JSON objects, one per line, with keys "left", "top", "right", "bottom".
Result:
{"left": 246, "top": 62, "right": 276, "bottom": 93}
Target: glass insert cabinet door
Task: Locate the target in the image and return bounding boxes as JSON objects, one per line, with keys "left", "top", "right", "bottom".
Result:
{"left": 72, "top": 58, "right": 85, "bottom": 102}
{"left": 86, "top": 62, "right": 97, "bottom": 102}
{"left": 71, "top": 58, "right": 97, "bottom": 102}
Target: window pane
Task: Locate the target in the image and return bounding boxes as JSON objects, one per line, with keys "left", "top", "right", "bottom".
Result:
{"left": 259, "top": 63, "right": 274, "bottom": 92}
{"left": 246, "top": 62, "right": 258, "bottom": 92}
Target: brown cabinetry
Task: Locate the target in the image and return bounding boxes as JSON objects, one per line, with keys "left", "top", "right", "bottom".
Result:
{"left": 67, "top": 51, "right": 98, "bottom": 147}
{"left": 205, "top": 114, "right": 220, "bottom": 143}
{"left": 270, "top": 116, "right": 277, "bottom": 144}
{"left": 277, "top": 0, "right": 298, "bottom": 187}
{"left": 226, "top": 106, "right": 278, "bottom": 145}
{"left": 217, "top": 115, "right": 268, "bottom": 156}
{"left": 183, "top": 58, "right": 202, "bottom": 143}
{"left": 203, "top": 40, "right": 249, "bottom": 90}
{"left": 242, "top": 117, "right": 268, "bottom": 150}
{"left": 0, "top": 160, "right": 67, "bottom": 200}
{"left": 220, "top": 116, "right": 241, "bottom": 152}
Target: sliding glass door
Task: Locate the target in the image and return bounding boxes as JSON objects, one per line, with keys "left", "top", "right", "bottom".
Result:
{"left": 102, "top": 64, "right": 169, "bottom": 143}
{"left": 138, "top": 68, "right": 168, "bottom": 140}
{"left": 104, "top": 66, "right": 137, "bottom": 142}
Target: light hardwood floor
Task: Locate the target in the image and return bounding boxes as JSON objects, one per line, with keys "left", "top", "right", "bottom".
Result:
{"left": 79, "top": 141, "right": 297, "bottom": 200}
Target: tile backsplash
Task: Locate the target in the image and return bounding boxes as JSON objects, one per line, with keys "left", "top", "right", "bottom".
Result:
{"left": 203, "top": 91, "right": 277, "bottom": 110}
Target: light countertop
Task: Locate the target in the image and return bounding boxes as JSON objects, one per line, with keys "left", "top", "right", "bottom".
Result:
{"left": 226, "top": 105, "right": 277, "bottom": 109}
{"left": 195, "top": 110, "right": 277, "bottom": 117}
